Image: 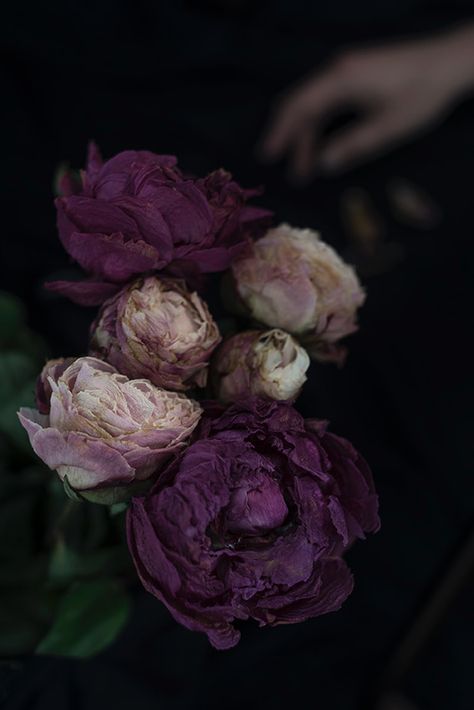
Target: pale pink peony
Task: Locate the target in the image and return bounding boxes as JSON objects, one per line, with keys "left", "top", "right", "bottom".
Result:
{"left": 90, "top": 277, "right": 221, "bottom": 392}
{"left": 212, "top": 329, "right": 309, "bottom": 403}
{"left": 18, "top": 357, "right": 202, "bottom": 503}
{"left": 231, "top": 224, "right": 365, "bottom": 363}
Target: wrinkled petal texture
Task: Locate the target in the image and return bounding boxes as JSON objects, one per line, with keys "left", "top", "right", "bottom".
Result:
{"left": 127, "top": 397, "right": 379, "bottom": 649}
{"left": 90, "top": 276, "right": 221, "bottom": 391}
{"left": 212, "top": 329, "right": 309, "bottom": 403}
{"left": 36, "top": 357, "right": 75, "bottom": 414}
{"left": 54, "top": 144, "right": 272, "bottom": 302}
{"left": 231, "top": 224, "right": 365, "bottom": 362}
{"left": 19, "top": 356, "right": 202, "bottom": 491}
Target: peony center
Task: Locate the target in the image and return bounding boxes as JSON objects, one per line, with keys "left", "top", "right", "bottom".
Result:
{"left": 225, "top": 473, "right": 288, "bottom": 536}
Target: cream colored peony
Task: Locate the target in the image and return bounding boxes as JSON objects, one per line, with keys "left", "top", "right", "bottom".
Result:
{"left": 19, "top": 357, "right": 202, "bottom": 503}
{"left": 231, "top": 224, "right": 365, "bottom": 362}
{"left": 91, "top": 276, "right": 221, "bottom": 391}
{"left": 212, "top": 329, "right": 310, "bottom": 403}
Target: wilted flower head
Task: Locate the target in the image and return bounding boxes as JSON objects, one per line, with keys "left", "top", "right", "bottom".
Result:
{"left": 90, "top": 276, "right": 221, "bottom": 392}
{"left": 127, "top": 397, "right": 380, "bottom": 649}
{"left": 18, "top": 357, "right": 201, "bottom": 503}
{"left": 48, "top": 143, "right": 271, "bottom": 305}
{"left": 230, "top": 224, "right": 365, "bottom": 363}
{"left": 212, "top": 329, "right": 309, "bottom": 403}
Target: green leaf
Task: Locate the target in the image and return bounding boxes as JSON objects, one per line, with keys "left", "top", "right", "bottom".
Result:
{"left": 36, "top": 580, "right": 130, "bottom": 658}
{"left": 62, "top": 476, "right": 84, "bottom": 503}
{"left": 48, "top": 539, "right": 85, "bottom": 583}
{"left": 0, "top": 352, "right": 37, "bottom": 406}
{"left": 0, "top": 351, "right": 40, "bottom": 455}
{"left": 0, "top": 292, "right": 25, "bottom": 346}
{"left": 0, "top": 382, "right": 39, "bottom": 456}
{"left": 0, "top": 465, "right": 50, "bottom": 584}
{"left": 109, "top": 502, "right": 129, "bottom": 517}
{"left": 79, "top": 478, "right": 153, "bottom": 505}
{"left": 53, "top": 495, "right": 113, "bottom": 551}
{"left": 48, "top": 539, "right": 130, "bottom": 584}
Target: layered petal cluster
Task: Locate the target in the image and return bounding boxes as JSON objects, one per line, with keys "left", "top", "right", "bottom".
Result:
{"left": 127, "top": 398, "right": 380, "bottom": 649}
{"left": 18, "top": 357, "right": 201, "bottom": 503}
{"left": 35, "top": 357, "right": 75, "bottom": 414}
{"left": 231, "top": 224, "right": 366, "bottom": 363}
{"left": 48, "top": 144, "right": 270, "bottom": 305}
{"left": 90, "top": 276, "right": 221, "bottom": 391}
{"left": 212, "top": 329, "right": 309, "bottom": 403}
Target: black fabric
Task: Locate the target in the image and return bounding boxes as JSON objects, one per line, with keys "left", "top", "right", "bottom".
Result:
{"left": 1, "top": 2, "right": 474, "bottom": 708}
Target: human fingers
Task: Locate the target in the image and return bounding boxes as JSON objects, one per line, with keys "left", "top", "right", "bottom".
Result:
{"left": 260, "top": 69, "right": 350, "bottom": 161}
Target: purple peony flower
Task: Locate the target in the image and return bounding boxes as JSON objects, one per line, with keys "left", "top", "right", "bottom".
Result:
{"left": 127, "top": 397, "right": 380, "bottom": 649}
{"left": 47, "top": 143, "right": 271, "bottom": 305}
{"left": 90, "top": 276, "right": 221, "bottom": 392}
{"left": 18, "top": 357, "right": 202, "bottom": 504}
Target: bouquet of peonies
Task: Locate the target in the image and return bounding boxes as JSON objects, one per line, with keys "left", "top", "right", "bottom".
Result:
{"left": 18, "top": 144, "right": 379, "bottom": 650}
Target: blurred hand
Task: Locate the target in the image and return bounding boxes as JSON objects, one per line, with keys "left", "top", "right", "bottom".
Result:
{"left": 260, "top": 26, "right": 474, "bottom": 179}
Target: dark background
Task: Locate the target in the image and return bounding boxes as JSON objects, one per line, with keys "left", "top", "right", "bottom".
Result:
{"left": 1, "top": 2, "right": 474, "bottom": 708}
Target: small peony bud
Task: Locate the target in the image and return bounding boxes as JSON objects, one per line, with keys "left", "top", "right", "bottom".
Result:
{"left": 231, "top": 224, "right": 365, "bottom": 363}
{"left": 212, "top": 329, "right": 310, "bottom": 403}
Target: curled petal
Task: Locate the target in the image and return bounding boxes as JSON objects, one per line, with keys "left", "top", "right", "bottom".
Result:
{"left": 52, "top": 145, "right": 269, "bottom": 303}
{"left": 18, "top": 358, "right": 202, "bottom": 500}
{"left": 45, "top": 279, "right": 121, "bottom": 307}
{"left": 126, "top": 397, "right": 379, "bottom": 648}
{"left": 18, "top": 409, "right": 134, "bottom": 489}
{"left": 90, "top": 276, "right": 221, "bottom": 392}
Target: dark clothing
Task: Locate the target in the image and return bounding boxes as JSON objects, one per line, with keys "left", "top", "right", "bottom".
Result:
{"left": 1, "top": 2, "right": 474, "bottom": 709}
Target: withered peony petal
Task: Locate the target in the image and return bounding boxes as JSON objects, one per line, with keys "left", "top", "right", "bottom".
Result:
{"left": 90, "top": 276, "right": 221, "bottom": 392}
{"left": 127, "top": 397, "right": 379, "bottom": 648}
{"left": 45, "top": 279, "right": 121, "bottom": 307}
{"left": 18, "top": 358, "right": 202, "bottom": 502}
{"left": 52, "top": 144, "right": 269, "bottom": 303}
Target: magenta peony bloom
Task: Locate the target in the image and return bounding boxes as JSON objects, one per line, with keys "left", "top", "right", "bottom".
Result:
{"left": 47, "top": 143, "right": 270, "bottom": 305}
{"left": 230, "top": 224, "right": 366, "bottom": 364}
{"left": 127, "top": 398, "right": 380, "bottom": 649}
{"left": 90, "top": 276, "right": 221, "bottom": 392}
{"left": 212, "top": 329, "right": 309, "bottom": 403}
{"left": 18, "top": 357, "right": 202, "bottom": 504}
